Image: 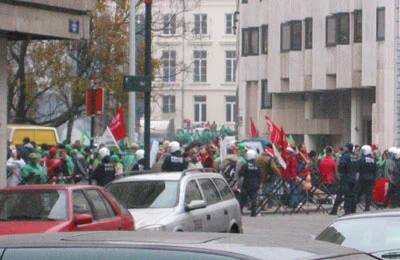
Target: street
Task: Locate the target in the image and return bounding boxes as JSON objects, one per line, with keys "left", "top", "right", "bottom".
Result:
{"left": 242, "top": 213, "right": 337, "bottom": 238}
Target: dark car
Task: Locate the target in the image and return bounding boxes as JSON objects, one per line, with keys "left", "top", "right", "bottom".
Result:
{"left": 0, "top": 185, "right": 134, "bottom": 235}
{"left": 316, "top": 210, "right": 400, "bottom": 259}
{"left": 0, "top": 231, "right": 377, "bottom": 260}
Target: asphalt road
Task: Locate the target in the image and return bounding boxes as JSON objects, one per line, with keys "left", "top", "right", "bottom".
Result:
{"left": 242, "top": 213, "right": 337, "bottom": 238}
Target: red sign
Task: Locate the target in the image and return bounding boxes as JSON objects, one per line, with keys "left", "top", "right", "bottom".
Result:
{"left": 86, "top": 89, "right": 104, "bottom": 116}
{"left": 145, "top": 0, "right": 152, "bottom": 4}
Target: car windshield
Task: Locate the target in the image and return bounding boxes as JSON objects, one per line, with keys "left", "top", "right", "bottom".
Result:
{"left": 316, "top": 216, "right": 400, "bottom": 253}
{"left": 0, "top": 190, "right": 68, "bottom": 221}
{"left": 107, "top": 181, "right": 179, "bottom": 209}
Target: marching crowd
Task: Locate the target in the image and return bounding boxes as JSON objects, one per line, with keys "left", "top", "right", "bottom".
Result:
{"left": 6, "top": 136, "right": 399, "bottom": 217}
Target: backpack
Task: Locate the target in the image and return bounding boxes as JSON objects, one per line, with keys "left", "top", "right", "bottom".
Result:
{"left": 222, "top": 161, "right": 237, "bottom": 180}
{"left": 297, "top": 154, "right": 306, "bottom": 174}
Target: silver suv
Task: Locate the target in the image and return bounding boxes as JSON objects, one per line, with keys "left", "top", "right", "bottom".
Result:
{"left": 106, "top": 169, "right": 242, "bottom": 233}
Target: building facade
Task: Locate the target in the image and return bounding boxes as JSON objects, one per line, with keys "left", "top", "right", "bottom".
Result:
{"left": 150, "top": 0, "right": 238, "bottom": 131}
{"left": 238, "top": 0, "right": 400, "bottom": 151}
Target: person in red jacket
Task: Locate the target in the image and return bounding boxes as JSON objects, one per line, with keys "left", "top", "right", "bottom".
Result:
{"left": 201, "top": 144, "right": 215, "bottom": 169}
{"left": 319, "top": 147, "right": 337, "bottom": 193}
{"left": 284, "top": 147, "right": 298, "bottom": 182}
{"left": 40, "top": 147, "right": 62, "bottom": 180}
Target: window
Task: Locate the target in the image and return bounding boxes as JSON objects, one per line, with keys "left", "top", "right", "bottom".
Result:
{"left": 242, "top": 0, "right": 248, "bottom": 3}
{"left": 291, "top": 20, "right": 302, "bottom": 50}
{"left": 212, "top": 178, "right": 234, "bottom": 200}
{"left": 225, "top": 96, "right": 237, "bottom": 123}
{"left": 305, "top": 18, "right": 313, "bottom": 49}
{"left": 86, "top": 189, "right": 116, "bottom": 220}
{"left": 377, "top": 7, "right": 385, "bottom": 41}
{"left": 161, "top": 51, "right": 176, "bottom": 82}
{"left": 194, "top": 96, "right": 207, "bottom": 122}
{"left": 198, "top": 178, "right": 221, "bottom": 205}
{"left": 336, "top": 13, "right": 350, "bottom": 44}
{"left": 261, "top": 25, "right": 268, "bottom": 54}
{"left": 72, "top": 190, "right": 93, "bottom": 217}
{"left": 193, "top": 50, "right": 207, "bottom": 82}
{"left": 225, "top": 51, "right": 236, "bottom": 82}
{"left": 194, "top": 14, "right": 207, "bottom": 35}
{"left": 163, "top": 14, "right": 176, "bottom": 35}
{"left": 281, "top": 22, "right": 291, "bottom": 52}
{"left": 261, "top": 80, "right": 272, "bottom": 109}
{"left": 225, "top": 13, "right": 234, "bottom": 34}
{"left": 326, "top": 15, "right": 336, "bottom": 46}
{"left": 354, "top": 10, "right": 362, "bottom": 43}
{"left": 185, "top": 180, "right": 203, "bottom": 204}
{"left": 242, "top": 27, "right": 259, "bottom": 56}
{"left": 162, "top": 95, "right": 175, "bottom": 113}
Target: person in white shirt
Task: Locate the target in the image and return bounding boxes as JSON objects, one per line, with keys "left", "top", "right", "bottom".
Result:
{"left": 6, "top": 148, "right": 26, "bottom": 187}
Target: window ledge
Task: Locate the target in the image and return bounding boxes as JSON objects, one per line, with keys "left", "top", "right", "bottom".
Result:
{"left": 188, "top": 83, "right": 211, "bottom": 86}
{"left": 221, "top": 83, "right": 236, "bottom": 86}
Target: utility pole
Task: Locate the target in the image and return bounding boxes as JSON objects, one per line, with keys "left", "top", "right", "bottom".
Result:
{"left": 128, "top": 0, "right": 137, "bottom": 144}
{"left": 144, "top": 0, "right": 152, "bottom": 169}
{"left": 89, "top": 82, "right": 96, "bottom": 184}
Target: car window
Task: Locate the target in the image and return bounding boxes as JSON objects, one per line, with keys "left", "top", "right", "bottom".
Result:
{"left": 212, "top": 178, "right": 234, "bottom": 200}
{"left": 107, "top": 181, "right": 179, "bottom": 209}
{"left": 86, "top": 190, "right": 115, "bottom": 220}
{"left": 107, "top": 192, "right": 131, "bottom": 216}
{"left": 185, "top": 180, "right": 203, "bottom": 204}
{"left": 72, "top": 190, "right": 93, "bottom": 217}
{"left": 0, "top": 190, "right": 67, "bottom": 221}
{"left": 198, "top": 178, "right": 221, "bottom": 205}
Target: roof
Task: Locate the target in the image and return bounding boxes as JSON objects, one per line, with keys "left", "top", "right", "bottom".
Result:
{"left": 0, "top": 231, "right": 369, "bottom": 260}
{"left": 0, "top": 185, "right": 99, "bottom": 191}
{"left": 111, "top": 171, "right": 222, "bottom": 184}
{"left": 334, "top": 209, "right": 400, "bottom": 222}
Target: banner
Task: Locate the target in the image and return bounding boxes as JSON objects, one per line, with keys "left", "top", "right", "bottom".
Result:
{"left": 264, "top": 115, "right": 281, "bottom": 145}
{"left": 98, "top": 126, "right": 120, "bottom": 150}
{"left": 280, "top": 127, "right": 288, "bottom": 159}
{"left": 250, "top": 117, "right": 259, "bottom": 138}
{"left": 109, "top": 106, "right": 127, "bottom": 142}
{"left": 81, "top": 129, "right": 91, "bottom": 146}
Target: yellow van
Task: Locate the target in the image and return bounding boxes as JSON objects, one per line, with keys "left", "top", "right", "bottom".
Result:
{"left": 7, "top": 124, "right": 60, "bottom": 146}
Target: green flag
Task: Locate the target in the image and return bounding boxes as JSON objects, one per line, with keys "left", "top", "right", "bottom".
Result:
{"left": 288, "top": 135, "right": 296, "bottom": 146}
{"left": 81, "top": 129, "right": 91, "bottom": 146}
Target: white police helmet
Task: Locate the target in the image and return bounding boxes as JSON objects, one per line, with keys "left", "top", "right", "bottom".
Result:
{"left": 169, "top": 141, "right": 180, "bottom": 153}
{"left": 361, "top": 145, "right": 372, "bottom": 156}
{"left": 98, "top": 147, "right": 110, "bottom": 160}
{"left": 136, "top": 149, "right": 145, "bottom": 161}
{"left": 246, "top": 149, "right": 257, "bottom": 160}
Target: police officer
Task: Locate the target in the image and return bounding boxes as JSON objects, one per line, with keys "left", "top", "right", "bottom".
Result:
{"left": 238, "top": 149, "right": 261, "bottom": 217}
{"left": 93, "top": 147, "right": 116, "bottom": 186}
{"left": 162, "top": 141, "right": 187, "bottom": 172}
{"left": 338, "top": 143, "right": 360, "bottom": 215}
{"left": 357, "top": 145, "right": 377, "bottom": 212}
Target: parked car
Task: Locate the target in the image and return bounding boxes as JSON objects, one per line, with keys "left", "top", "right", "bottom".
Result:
{"left": 0, "top": 231, "right": 376, "bottom": 260}
{"left": 316, "top": 210, "right": 400, "bottom": 259}
{"left": 106, "top": 169, "right": 242, "bottom": 232}
{"left": 0, "top": 185, "right": 134, "bottom": 235}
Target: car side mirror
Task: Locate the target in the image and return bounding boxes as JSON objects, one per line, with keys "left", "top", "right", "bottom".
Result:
{"left": 185, "top": 200, "right": 207, "bottom": 212}
{"left": 74, "top": 214, "right": 93, "bottom": 226}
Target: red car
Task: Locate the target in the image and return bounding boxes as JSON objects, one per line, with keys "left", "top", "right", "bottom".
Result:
{"left": 0, "top": 185, "right": 135, "bottom": 235}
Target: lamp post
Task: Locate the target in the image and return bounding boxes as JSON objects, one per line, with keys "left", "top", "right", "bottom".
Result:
{"left": 144, "top": 0, "right": 152, "bottom": 169}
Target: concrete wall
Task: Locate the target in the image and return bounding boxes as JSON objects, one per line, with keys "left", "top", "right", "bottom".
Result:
{"left": 238, "top": 0, "right": 397, "bottom": 150}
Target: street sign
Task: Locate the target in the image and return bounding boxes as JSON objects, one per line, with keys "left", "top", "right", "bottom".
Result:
{"left": 69, "top": 19, "right": 80, "bottom": 34}
{"left": 86, "top": 88, "right": 104, "bottom": 116}
{"left": 123, "top": 76, "right": 151, "bottom": 92}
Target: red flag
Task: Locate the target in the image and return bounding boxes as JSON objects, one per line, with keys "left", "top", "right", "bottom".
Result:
{"left": 250, "top": 117, "right": 259, "bottom": 138}
{"left": 280, "top": 127, "right": 288, "bottom": 159}
{"left": 109, "top": 106, "right": 127, "bottom": 141}
{"left": 264, "top": 115, "right": 281, "bottom": 145}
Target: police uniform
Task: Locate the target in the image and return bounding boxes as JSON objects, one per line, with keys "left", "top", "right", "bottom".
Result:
{"left": 162, "top": 151, "right": 187, "bottom": 172}
{"left": 238, "top": 159, "right": 261, "bottom": 217}
{"left": 357, "top": 155, "right": 377, "bottom": 211}
{"left": 338, "top": 145, "right": 360, "bottom": 215}
{"left": 93, "top": 156, "right": 116, "bottom": 186}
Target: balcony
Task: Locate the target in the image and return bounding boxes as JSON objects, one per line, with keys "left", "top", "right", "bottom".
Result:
{"left": 305, "top": 118, "right": 343, "bottom": 135}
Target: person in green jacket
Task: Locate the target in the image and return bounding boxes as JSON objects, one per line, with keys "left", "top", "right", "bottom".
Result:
{"left": 22, "top": 153, "right": 47, "bottom": 184}
{"left": 123, "top": 143, "right": 138, "bottom": 172}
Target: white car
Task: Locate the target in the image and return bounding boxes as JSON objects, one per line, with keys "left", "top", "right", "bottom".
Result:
{"left": 106, "top": 170, "right": 242, "bottom": 233}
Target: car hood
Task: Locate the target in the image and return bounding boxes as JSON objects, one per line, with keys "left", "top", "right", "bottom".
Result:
{"left": 0, "top": 221, "right": 69, "bottom": 235}
{"left": 129, "top": 208, "right": 175, "bottom": 229}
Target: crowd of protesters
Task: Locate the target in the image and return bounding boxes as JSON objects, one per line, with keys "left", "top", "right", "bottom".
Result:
{"left": 6, "top": 135, "right": 399, "bottom": 217}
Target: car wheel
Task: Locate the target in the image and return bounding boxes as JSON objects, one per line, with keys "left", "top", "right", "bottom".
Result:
{"left": 229, "top": 224, "right": 240, "bottom": 233}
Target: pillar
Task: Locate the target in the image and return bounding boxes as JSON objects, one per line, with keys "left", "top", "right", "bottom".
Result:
{"left": 351, "top": 90, "right": 363, "bottom": 146}
{"left": 0, "top": 35, "right": 7, "bottom": 188}
{"left": 304, "top": 93, "right": 316, "bottom": 150}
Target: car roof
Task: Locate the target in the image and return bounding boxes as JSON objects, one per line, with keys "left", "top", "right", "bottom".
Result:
{"left": 333, "top": 209, "right": 400, "bottom": 222}
{"left": 0, "top": 231, "right": 368, "bottom": 260}
{"left": 110, "top": 171, "right": 223, "bottom": 184}
{"left": 0, "top": 185, "right": 100, "bottom": 191}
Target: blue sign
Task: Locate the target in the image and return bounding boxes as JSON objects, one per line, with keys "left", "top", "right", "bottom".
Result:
{"left": 69, "top": 19, "right": 80, "bottom": 34}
